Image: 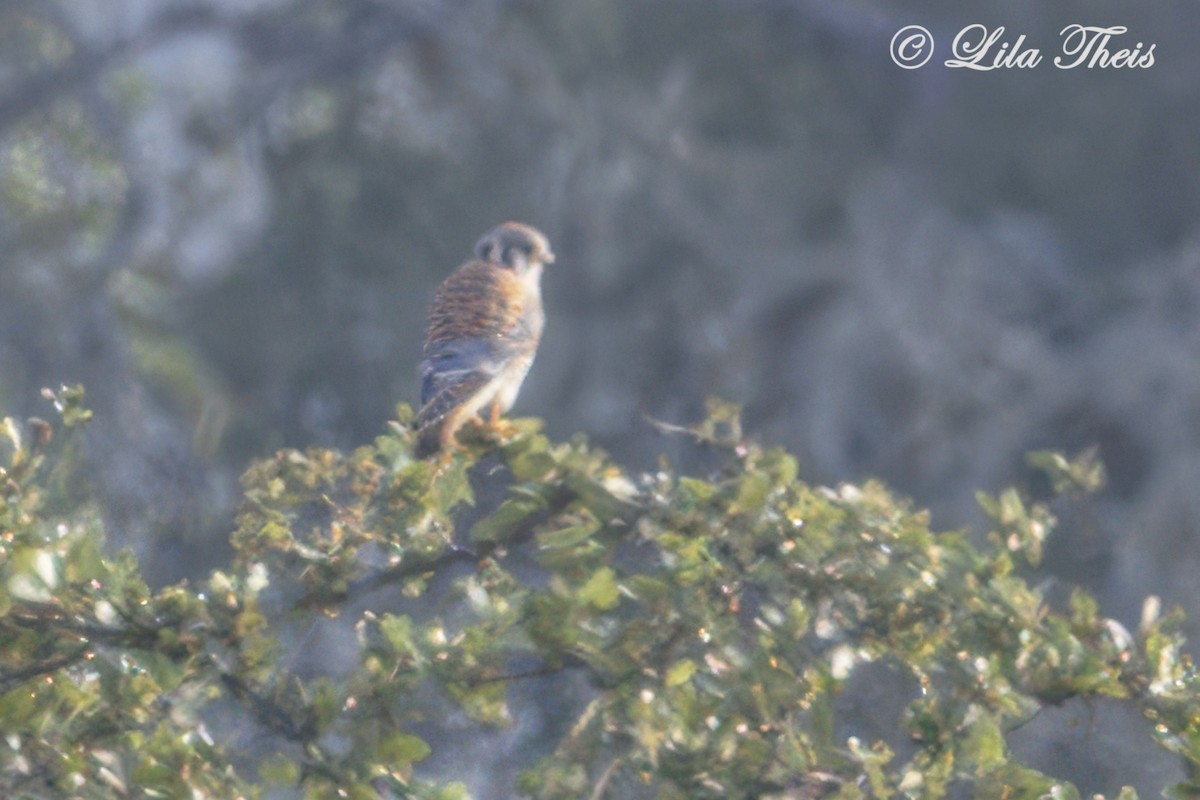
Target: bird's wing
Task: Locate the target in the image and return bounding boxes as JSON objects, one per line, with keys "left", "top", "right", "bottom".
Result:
{"left": 418, "top": 338, "right": 495, "bottom": 410}
{"left": 415, "top": 365, "right": 492, "bottom": 456}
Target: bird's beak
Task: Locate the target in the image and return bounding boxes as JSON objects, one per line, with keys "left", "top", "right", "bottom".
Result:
{"left": 543, "top": 251, "right": 556, "bottom": 264}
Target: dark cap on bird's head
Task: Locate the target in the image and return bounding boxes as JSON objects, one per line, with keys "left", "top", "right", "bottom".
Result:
{"left": 475, "top": 222, "right": 555, "bottom": 270}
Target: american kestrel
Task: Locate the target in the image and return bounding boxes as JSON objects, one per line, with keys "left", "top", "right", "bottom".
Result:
{"left": 416, "top": 222, "right": 555, "bottom": 457}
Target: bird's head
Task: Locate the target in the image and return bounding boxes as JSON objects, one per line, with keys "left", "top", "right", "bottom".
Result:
{"left": 474, "top": 222, "right": 555, "bottom": 273}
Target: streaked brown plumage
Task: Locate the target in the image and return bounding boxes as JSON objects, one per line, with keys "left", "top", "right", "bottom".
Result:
{"left": 416, "top": 222, "right": 554, "bottom": 457}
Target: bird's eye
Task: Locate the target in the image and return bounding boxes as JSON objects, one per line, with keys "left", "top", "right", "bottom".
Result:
{"left": 504, "top": 244, "right": 533, "bottom": 264}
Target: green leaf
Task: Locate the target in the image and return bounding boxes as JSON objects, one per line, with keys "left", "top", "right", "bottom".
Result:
{"left": 537, "top": 511, "right": 600, "bottom": 550}
{"left": 848, "top": 737, "right": 894, "bottom": 797}
{"left": 429, "top": 459, "right": 474, "bottom": 515}
{"left": 678, "top": 477, "right": 716, "bottom": 504}
{"left": 977, "top": 765, "right": 1078, "bottom": 800}
{"left": 506, "top": 438, "right": 557, "bottom": 482}
{"left": 1162, "top": 783, "right": 1200, "bottom": 800}
{"left": 1068, "top": 588, "right": 1099, "bottom": 627}
{"left": 259, "top": 754, "right": 300, "bottom": 785}
{"left": 449, "top": 680, "right": 510, "bottom": 726}
{"left": 470, "top": 494, "right": 547, "bottom": 543}
{"left": 962, "top": 712, "right": 1006, "bottom": 773}
{"left": 664, "top": 659, "right": 697, "bottom": 687}
{"left": 761, "top": 447, "right": 799, "bottom": 485}
{"left": 624, "top": 574, "right": 670, "bottom": 605}
{"left": 578, "top": 566, "right": 620, "bottom": 611}
{"left": 431, "top": 783, "right": 474, "bottom": 800}
{"left": 379, "top": 613, "right": 418, "bottom": 657}
{"left": 1026, "top": 448, "right": 1105, "bottom": 495}
{"left": 733, "top": 472, "right": 772, "bottom": 514}
{"left": 44, "top": 384, "right": 93, "bottom": 428}
{"left": 310, "top": 678, "right": 341, "bottom": 730}
{"left": 377, "top": 732, "right": 432, "bottom": 766}
{"left": 140, "top": 651, "right": 186, "bottom": 693}
{"left": 392, "top": 403, "right": 416, "bottom": 426}
{"left": 525, "top": 593, "right": 579, "bottom": 653}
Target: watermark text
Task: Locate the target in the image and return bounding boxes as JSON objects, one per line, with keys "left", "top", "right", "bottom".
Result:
{"left": 891, "top": 24, "right": 1156, "bottom": 70}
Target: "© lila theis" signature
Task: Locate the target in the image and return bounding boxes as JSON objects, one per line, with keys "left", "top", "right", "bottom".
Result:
{"left": 945, "top": 24, "right": 1156, "bottom": 70}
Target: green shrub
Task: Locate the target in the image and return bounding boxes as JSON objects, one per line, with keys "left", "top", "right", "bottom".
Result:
{"left": 1, "top": 389, "right": 1197, "bottom": 798}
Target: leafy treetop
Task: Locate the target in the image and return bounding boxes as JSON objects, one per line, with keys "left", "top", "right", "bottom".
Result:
{"left": 0, "top": 389, "right": 1197, "bottom": 799}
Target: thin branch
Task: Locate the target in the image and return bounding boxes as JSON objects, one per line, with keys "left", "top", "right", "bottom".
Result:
{"left": 294, "top": 543, "right": 479, "bottom": 612}
{"left": 588, "top": 756, "right": 624, "bottom": 800}
{"left": 6, "top": 604, "right": 162, "bottom": 649}
{"left": 219, "top": 671, "right": 315, "bottom": 742}
{"left": 0, "top": 644, "right": 91, "bottom": 693}
{"left": 294, "top": 480, "right": 579, "bottom": 612}
{"left": 465, "top": 654, "right": 587, "bottom": 688}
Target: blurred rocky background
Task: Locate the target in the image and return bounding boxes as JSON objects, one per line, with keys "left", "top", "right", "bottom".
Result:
{"left": 2, "top": 0, "right": 1199, "bottom": 794}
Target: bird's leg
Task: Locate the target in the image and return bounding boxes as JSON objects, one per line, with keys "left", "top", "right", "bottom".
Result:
{"left": 488, "top": 400, "right": 518, "bottom": 439}
{"left": 440, "top": 414, "right": 469, "bottom": 457}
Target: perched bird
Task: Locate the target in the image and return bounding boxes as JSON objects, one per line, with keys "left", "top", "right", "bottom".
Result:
{"left": 416, "top": 222, "right": 555, "bottom": 457}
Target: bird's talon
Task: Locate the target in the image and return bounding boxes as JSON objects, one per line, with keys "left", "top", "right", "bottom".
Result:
{"left": 492, "top": 418, "right": 519, "bottom": 440}
{"left": 466, "top": 415, "right": 517, "bottom": 442}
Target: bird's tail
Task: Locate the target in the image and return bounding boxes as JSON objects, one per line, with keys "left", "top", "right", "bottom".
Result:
{"left": 414, "top": 418, "right": 443, "bottom": 458}
{"left": 414, "top": 370, "right": 490, "bottom": 458}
